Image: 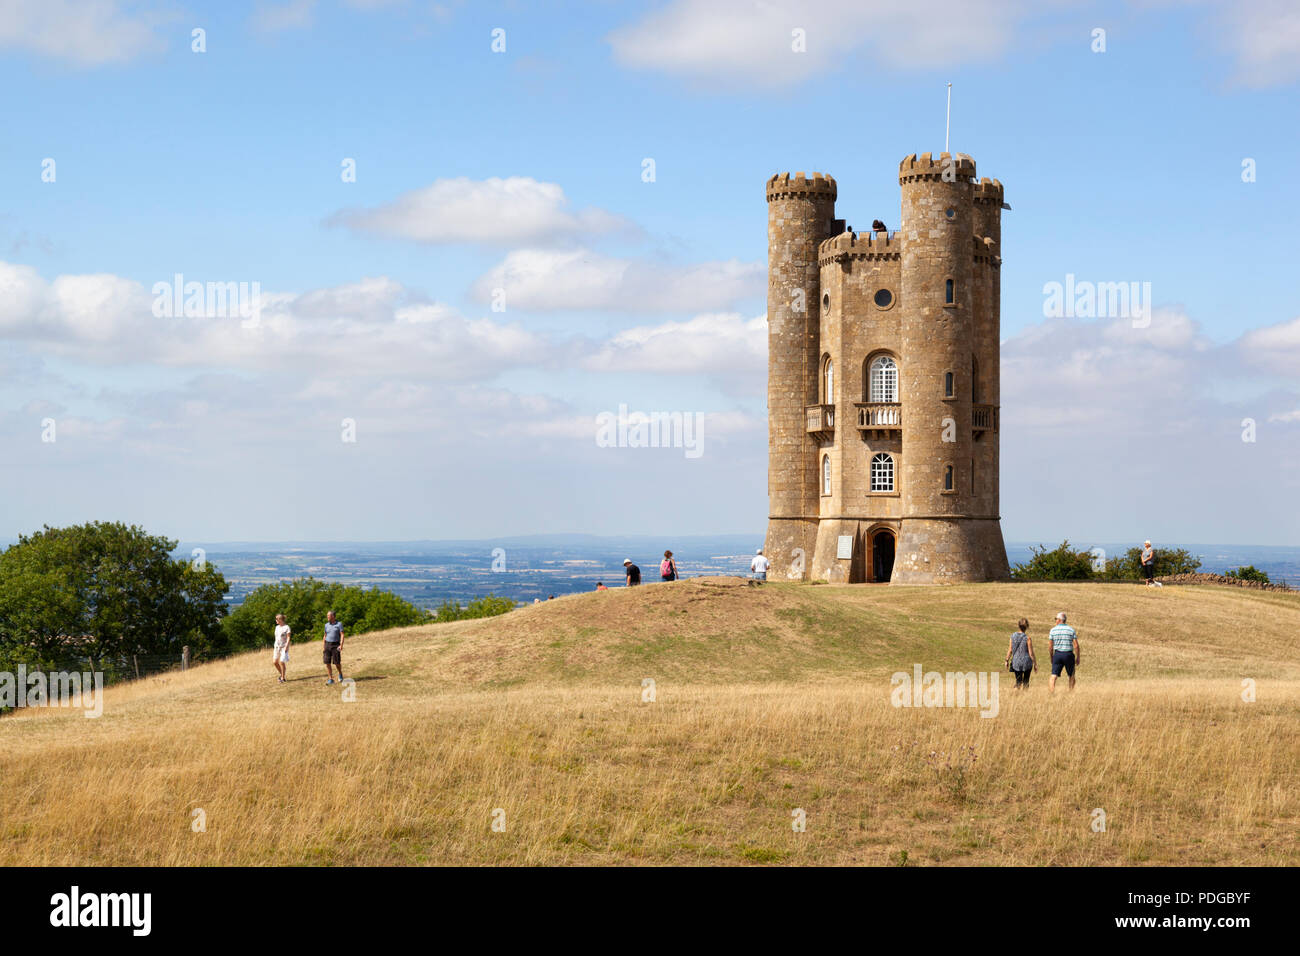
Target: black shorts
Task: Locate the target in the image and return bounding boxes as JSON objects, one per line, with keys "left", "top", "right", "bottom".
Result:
{"left": 1051, "top": 650, "right": 1075, "bottom": 677}
{"left": 323, "top": 642, "right": 342, "bottom": 667}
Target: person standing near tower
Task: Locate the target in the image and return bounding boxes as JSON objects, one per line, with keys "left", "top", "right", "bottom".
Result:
{"left": 751, "top": 548, "right": 770, "bottom": 582}
{"left": 1141, "top": 540, "right": 1155, "bottom": 586}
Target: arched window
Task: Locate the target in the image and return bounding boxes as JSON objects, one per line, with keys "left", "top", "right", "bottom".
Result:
{"left": 944, "top": 464, "right": 954, "bottom": 491}
{"left": 945, "top": 279, "right": 955, "bottom": 305}
{"left": 822, "top": 454, "right": 831, "bottom": 495}
{"left": 870, "top": 453, "right": 894, "bottom": 492}
{"left": 944, "top": 370, "right": 954, "bottom": 398}
{"left": 823, "top": 356, "right": 834, "bottom": 404}
{"left": 868, "top": 355, "right": 898, "bottom": 403}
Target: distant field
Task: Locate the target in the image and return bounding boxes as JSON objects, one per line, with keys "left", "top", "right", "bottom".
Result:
{"left": 192, "top": 538, "right": 1300, "bottom": 609}
{"left": 2, "top": 579, "right": 1297, "bottom": 866}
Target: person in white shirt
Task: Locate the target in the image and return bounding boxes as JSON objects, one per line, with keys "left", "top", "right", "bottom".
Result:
{"left": 750, "top": 548, "right": 770, "bottom": 582}
{"left": 272, "top": 613, "right": 291, "bottom": 684}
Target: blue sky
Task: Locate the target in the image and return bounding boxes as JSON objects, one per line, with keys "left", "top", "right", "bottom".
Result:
{"left": 2, "top": 0, "right": 1298, "bottom": 547}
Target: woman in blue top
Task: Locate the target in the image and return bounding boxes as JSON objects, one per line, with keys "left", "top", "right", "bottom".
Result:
{"left": 1004, "top": 618, "right": 1035, "bottom": 689}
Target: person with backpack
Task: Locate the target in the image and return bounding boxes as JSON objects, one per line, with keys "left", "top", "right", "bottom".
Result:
{"left": 660, "top": 550, "right": 678, "bottom": 582}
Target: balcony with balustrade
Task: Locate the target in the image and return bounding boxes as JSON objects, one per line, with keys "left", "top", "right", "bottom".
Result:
{"left": 805, "top": 404, "right": 835, "bottom": 438}
{"left": 973, "top": 404, "right": 999, "bottom": 435}
{"left": 855, "top": 402, "right": 901, "bottom": 440}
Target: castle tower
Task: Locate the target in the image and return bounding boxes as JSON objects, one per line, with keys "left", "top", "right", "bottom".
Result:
{"left": 763, "top": 153, "right": 1009, "bottom": 584}
{"left": 763, "top": 172, "right": 840, "bottom": 579}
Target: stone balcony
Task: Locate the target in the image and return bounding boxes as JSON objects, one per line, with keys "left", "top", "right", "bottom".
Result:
{"left": 805, "top": 403, "right": 835, "bottom": 437}
{"left": 855, "top": 402, "right": 902, "bottom": 440}
{"left": 973, "top": 403, "right": 999, "bottom": 434}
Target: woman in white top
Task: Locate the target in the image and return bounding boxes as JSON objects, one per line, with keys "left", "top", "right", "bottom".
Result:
{"left": 272, "top": 613, "right": 291, "bottom": 683}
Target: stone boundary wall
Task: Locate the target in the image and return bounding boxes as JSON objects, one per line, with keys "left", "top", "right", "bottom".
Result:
{"left": 1156, "top": 572, "right": 1294, "bottom": 593}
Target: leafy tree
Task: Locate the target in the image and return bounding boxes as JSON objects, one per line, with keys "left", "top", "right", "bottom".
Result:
{"left": 0, "top": 522, "right": 229, "bottom": 666}
{"left": 1100, "top": 546, "right": 1202, "bottom": 580}
{"left": 1010, "top": 541, "right": 1098, "bottom": 581}
{"left": 222, "top": 578, "right": 427, "bottom": 651}
{"left": 432, "top": 594, "right": 516, "bottom": 622}
{"left": 1225, "top": 565, "right": 1270, "bottom": 584}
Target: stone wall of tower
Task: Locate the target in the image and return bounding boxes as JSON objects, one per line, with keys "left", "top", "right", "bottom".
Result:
{"left": 811, "top": 232, "right": 905, "bottom": 582}
{"left": 762, "top": 154, "right": 1009, "bottom": 585}
{"left": 764, "top": 173, "right": 838, "bottom": 580}
{"left": 891, "top": 153, "right": 1008, "bottom": 583}
{"left": 972, "top": 178, "right": 1006, "bottom": 552}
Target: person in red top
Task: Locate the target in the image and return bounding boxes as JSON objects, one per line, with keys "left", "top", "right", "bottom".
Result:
{"left": 595, "top": 582, "right": 608, "bottom": 590}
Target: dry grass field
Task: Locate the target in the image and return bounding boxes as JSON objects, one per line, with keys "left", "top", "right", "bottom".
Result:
{"left": 2, "top": 578, "right": 1297, "bottom": 866}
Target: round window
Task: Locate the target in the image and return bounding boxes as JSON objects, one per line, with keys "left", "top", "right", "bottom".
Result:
{"left": 944, "top": 207, "right": 956, "bottom": 221}
{"left": 873, "top": 288, "right": 893, "bottom": 309}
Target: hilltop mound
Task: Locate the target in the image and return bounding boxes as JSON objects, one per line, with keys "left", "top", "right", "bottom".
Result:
{"left": 3, "top": 580, "right": 1297, "bottom": 867}
{"left": 408, "top": 577, "right": 1300, "bottom": 688}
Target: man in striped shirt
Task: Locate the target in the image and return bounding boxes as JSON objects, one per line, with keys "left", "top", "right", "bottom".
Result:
{"left": 1048, "top": 612, "right": 1080, "bottom": 693}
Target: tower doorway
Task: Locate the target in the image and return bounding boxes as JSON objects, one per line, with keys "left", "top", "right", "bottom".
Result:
{"left": 872, "top": 530, "right": 896, "bottom": 583}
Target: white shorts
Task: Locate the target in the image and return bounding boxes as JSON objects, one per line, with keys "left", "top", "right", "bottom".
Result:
{"left": 273, "top": 646, "right": 290, "bottom": 663}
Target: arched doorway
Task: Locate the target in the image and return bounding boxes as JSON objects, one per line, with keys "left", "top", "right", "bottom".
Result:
{"left": 871, "top": 530, "right": 896, "bottom": 583}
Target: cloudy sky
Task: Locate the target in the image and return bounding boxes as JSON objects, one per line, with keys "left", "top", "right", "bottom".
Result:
{"left": 2, "top": 0, "right": 1298, "bottom": 546}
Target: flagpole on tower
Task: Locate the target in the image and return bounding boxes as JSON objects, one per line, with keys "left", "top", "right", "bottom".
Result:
{"left": 945, "top": 83, "right": 952, "bottom": 152}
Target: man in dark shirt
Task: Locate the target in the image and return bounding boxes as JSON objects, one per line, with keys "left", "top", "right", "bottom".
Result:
{"left": 623, "top": 559, "right": 641, "bottom": 586}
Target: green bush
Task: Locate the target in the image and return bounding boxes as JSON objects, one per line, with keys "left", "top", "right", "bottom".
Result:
{"left": 1100, "top": 546, "right": 1202, "bottom": 580}
{"left": 1010, "top": 541, "right": 1098, "bottom": 581}
{"left": 222, "top": 578, "right": 427, "bottom": 651}
{"left": 433, "top": 594, "right": 516, "bottom": 623}
{"left": 1225, "top": 565, "right": 1270, "bottom": 584}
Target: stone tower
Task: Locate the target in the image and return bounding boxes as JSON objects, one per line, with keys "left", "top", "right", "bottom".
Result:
{"left": 763, "top": 152, "right": 1010, "bottom": 584}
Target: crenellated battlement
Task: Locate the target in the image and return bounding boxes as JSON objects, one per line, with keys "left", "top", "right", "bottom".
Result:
{"left": 898, "top": 151, "right": 976, "bottom": 184}
{"left": 973, "top": 177, "right": 1004, "bottom": 204}
{"left": 766, "top": 171, "right": 838, "bottom": 202}
{"left": 818, "top": 229, "right": 903, "bottom": 264}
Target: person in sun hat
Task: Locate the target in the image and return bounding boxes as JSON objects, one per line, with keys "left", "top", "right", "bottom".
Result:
{"left": 1048, "top": 612, "right": 1080, "bottom": 693}
{"left": 750, "top": 548, "right": 770, "bottom": 582}
{"left": 623, "top": 559, "right": 641, "bottom": 587}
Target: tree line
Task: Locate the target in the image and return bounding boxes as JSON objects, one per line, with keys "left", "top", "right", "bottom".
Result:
{"left": 0, "top": 522, "right": 515, "bottom": 689}
{"left": 1011, "top": 540, "right": 1272, "bottom": 584}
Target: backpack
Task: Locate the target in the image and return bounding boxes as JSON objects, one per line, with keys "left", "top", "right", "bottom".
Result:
{"left": 661, "top": 559, "right": 673, "bottom": 578}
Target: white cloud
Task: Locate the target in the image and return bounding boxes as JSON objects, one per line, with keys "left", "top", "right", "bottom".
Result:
{"left": 1238, "top": 315, "right": 1300, "bottom": 375}
{"left": 998, "top": 306, "right": 1300, "bottom": 542}
{"left": 0, "top": 264, "right": 551, "bottom": 380}
{"left": 581, "top": 312, "right": 766, "bottom": 385}
{"left": 328, "top": 177, "right": 632, "bottom": 246}
{"left": 607, "top": 0, "right": 1050, "bottom": 88}
{"left": 0, "top": 0, "right": 168, "bottom": 65}
{"left": 251, "top": 0, "right": 318, "bottom": 34}
{"left": 1216, "top": 0, "right": 1300, "bottom": 88}
{"left": 472, "top": 249, "right": 763, "bottom": 312}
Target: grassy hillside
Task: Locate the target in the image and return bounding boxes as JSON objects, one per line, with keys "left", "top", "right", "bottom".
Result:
{"left": 2, "top": 579, "right": 1297, "bottom": 866}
